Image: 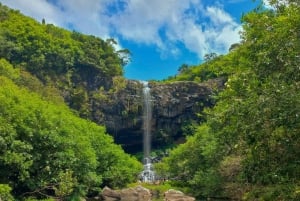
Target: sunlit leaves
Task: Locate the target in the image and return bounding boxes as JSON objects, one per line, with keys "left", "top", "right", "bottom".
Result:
{"left": 0, "top": 4, "right": 126, "bottom": 118}
{"left": 0, "top": 74, "right": 141, "bottom": 199}
{"left": 161, "top": 1, "right": 300, "bottom": 199}
{"left": 0, "top": 184, "right": 14, "bottom": 201}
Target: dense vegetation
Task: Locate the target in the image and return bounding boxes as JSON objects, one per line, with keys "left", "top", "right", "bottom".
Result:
{"left": 156, "top": 0, "right": 300, "bottom": 200}
{"left": 0, "top": 60, "right": 142, "bottom": 200}
{"left": 0, "top": 4, "right": 141, "bottom": 201}
{"left": 0, "top": 3, "right": 130, "bottom": 119}
{"left": 1, "top": 0, "right": 300, "bottom": 200}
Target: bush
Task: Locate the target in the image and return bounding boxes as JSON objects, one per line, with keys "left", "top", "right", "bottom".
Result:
{"left": 243, "top": 184, "right": 300, "bottom": 201}
{"left": 24, "top": 198, "right": 54, "bottom": 201}
{"left": 0, "top": 184, "right": 14, "bottom": 201}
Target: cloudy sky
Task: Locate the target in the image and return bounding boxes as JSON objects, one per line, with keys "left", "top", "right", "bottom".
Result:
{"left": 0, "top": 0, "right": 265, "bottom": 80}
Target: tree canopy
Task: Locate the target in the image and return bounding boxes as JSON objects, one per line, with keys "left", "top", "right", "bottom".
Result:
{"left": 0, "top": 59, "right": 141, "bottom": 200}
{"left": 0, "top": 3, "right": 132, "bottom": 119}
{"left": 157, "top": 1, "right": 300, "bottom": 200}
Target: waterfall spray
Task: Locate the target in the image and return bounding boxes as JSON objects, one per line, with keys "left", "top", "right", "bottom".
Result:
{"left": 140, "top": 81, "right": 155, "bottom": 182}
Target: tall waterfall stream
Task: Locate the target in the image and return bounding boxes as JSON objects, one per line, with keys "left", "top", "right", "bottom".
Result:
{"left": 140, "top": 81, "right": 155, "bottom": 182}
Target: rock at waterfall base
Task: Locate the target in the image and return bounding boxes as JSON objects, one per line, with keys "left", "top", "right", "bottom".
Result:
{"left": 100, "top": 186, "right": 196, "bottom": 201}
{"left": 164, "top": 189, "right": 195, "bottom": 201}
{"left": 101, "top": 186, "right": 151, "bottom": 201}
{"left": 101, "top": 186, "right": 121, "bottom": 201}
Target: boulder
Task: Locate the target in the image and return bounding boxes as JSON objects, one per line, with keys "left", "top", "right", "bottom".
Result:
{"left": 101, "top": 186, "right": 121, "bottom": 201}
{"left": 101, "top": 186, "right": 151, "bottom": 201}
{"left": 120, "top": 185, "right": 151, "bottom": 201}
{"left": 164, "top": 189, "right": 195, "bottom": 201}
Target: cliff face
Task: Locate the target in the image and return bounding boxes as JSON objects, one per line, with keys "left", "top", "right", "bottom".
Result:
{"left": 90, "top": 79, "right": 224, "bottom": 153}
{"left": 150, "top": 81, "right": 213, "bottom": 142}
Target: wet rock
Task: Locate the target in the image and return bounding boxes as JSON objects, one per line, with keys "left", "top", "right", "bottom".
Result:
{"left": 164, "top": 189, "right": 195, "bottom": 201}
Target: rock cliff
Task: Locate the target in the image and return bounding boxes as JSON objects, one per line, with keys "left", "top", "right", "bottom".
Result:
{"left": 90, "top": 78, "right": 224, "bottom": 153}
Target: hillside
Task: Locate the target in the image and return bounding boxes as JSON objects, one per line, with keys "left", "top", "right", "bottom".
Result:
{"left": 0, "top": 3, "right": 128, "bottom": 118}
{"left": 0, "top": 4, "right": 142, "bottom": 200}
{"left": 0, "top": 58, "right": 142, "bottom": 200}
{"left": 156, "top": 1, "right": 300, "bottom": 200}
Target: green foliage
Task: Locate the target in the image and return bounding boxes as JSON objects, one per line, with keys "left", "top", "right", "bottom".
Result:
{"left": 157, "top": 124, "right": 221, "bottom": 197}
{"left": 0, "top": 73, "right": 142, "bottom": 199}
{"left": 53, "top": 170, "right": 77, "bottom": 198}
{"left": 0, "top": 58, "right": 19, "bottom": 80}
{"left": 160, "top": 1, "right": 300, "bottom": 200}
{"left": 181, "top": 120, "right": 197, "bottom": 136}
{"left": 0, "top": 184, "right": 14, "bottom": 201}
{"left": 166, "top": 52, "right": 238, "bottom": 83}
{"left": 24, "top": 198, "right": 54, "bottom": 201}
{"left": 0, "top": 4, "right": 128, "bottom": 118}
{"left": 243, "top": 184, "right": 300, "bottom": 201}
{"left": 109, "top": 76, "right": 127, "bottom": 94}
{"left": 0, "top": 3, "right": 142, "bottom": 200}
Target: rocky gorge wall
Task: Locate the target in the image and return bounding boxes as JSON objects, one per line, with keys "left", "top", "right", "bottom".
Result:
{"left": 90, "top": 78, "right": 224, "bottom": 153}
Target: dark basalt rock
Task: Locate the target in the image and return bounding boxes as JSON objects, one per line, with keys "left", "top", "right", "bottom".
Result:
{"left": 89, "top": 78, "right": 224, "bottom": 153}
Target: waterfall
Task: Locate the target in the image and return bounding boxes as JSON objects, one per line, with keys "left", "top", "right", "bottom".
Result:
{"left": 140, "top": 81, "right": 155, "bottom": 182}
{"left": 143, "top": 81, "right": 152, "bottom": 159}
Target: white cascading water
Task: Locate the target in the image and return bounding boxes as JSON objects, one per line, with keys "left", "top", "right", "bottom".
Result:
{"left": 140, "top": 81, "right": 155, "bottom": 182}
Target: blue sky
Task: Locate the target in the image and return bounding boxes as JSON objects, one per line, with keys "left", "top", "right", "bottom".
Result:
{"left": 0, "top": 0, "right": 266, "bottom": 80}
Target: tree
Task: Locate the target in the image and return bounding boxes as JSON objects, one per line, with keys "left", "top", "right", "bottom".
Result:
{"left": 177, "top": 64, "right": 189, "bottom": 74}
{"left": 0, "top": 70, "right": 142, "bottom": 199}
{"left": 160, "top": 2, "right": 300, "bottom": 200}
{"left": 204, "top": 52, "right": 218, "bottom": 62}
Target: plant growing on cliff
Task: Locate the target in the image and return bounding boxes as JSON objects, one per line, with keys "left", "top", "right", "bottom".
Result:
{"left": 109, "top": 76, "right": 127, "bottom": 94}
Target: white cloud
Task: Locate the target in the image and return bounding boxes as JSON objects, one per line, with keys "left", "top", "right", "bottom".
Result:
{"left": 262, "top": 0, "right": 290, "bottom": 9}
{"left": 162, "top": 4, "right": 240, "bottom": 57}
{"left": 0, "top": 0, "right": 63, "bottom": 25}
{"left": 107, "top": 0, "right": 194, "bottom": 47}
{"left": 206, "top": 6, "right": 235, "bottom": 25}
{"left": 0, "top": 0, "right": 242, "bottom": 59}
{"left": 204, "top": 6, "right": 241, "bottom": 54}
